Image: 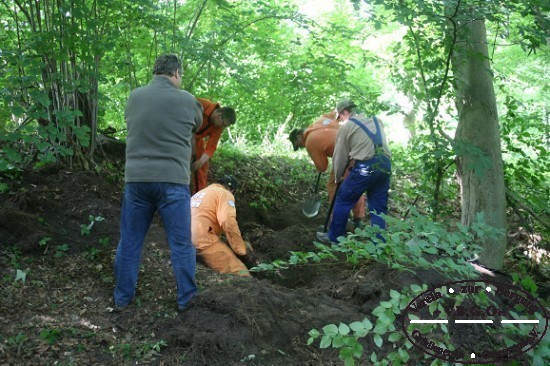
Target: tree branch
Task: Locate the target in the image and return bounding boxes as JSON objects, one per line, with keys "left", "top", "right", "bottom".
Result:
{"left": 185, "top": 14, "right": 294, "bottom": 90}
{"left": 506, "top": 189, "right": 550, "bottom": 231}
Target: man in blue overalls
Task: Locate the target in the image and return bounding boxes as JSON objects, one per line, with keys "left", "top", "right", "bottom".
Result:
{"left": 316, "top": 99, "right": 392, "bottom": 244}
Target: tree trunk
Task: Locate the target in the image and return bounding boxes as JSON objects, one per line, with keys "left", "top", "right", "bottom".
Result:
{"left": 451, "top": 18, "right": 507, "bottom": 270}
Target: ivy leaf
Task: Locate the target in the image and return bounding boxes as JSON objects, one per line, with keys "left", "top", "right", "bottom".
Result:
{"left": 362, "top": 318, "right": 373, "bottom": 331}
{"left": 308, "top": 329, "right": 320, "bottom": 339}
{"left": 339, "top": 347, "right": 353, "bottom": 361}
{"left": 338, "top": 323, "right": 350, "bottom": 335}
{"left": 319, "top": 335, "right": 332, "bottom": 349}
{"left": 373, "top": 334, "right": 383, "bottom": 348}
{"left": 388, "top": 333, "right": 402, "bottom": 342}
{"left": 352, "top": 342, "right": 363, "bottom": 358}
{"left": 332, "top": 334, "right": 345, "bottom": 348}
{"left": 398, "top": 348, "right": 410, "bottom": 362}
{"left": 370, "top": 351, "right": 378, "bottom": 363}
{"left": 323, "top": 324, "right": 338, "bottom": 336}
{"left": 349, "top": 321, "right": 365, "bottom": 332}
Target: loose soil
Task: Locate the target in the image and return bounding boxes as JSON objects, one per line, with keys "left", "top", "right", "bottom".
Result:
{"left": 0, "top": 155, "right": 547, "bottom": 365}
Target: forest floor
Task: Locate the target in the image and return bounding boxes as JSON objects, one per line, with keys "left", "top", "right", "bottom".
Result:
{"left": 0, "top": 146, "right": 547, "bottom": 366}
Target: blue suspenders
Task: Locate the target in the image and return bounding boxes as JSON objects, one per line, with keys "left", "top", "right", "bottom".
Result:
{"left": 349, "top": 116, "right": 383, "bottom": 148}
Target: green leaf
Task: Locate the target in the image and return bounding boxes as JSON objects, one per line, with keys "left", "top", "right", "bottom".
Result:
{"left": 370, "top": 351, "right": 378, "bottom": 363}
{"left": 308, "top": 329, "right": 320, "bottom": 339}
{"left": 410, "top": 284, "right": 422, "bottom": 292}
{"left": 344, "top": 355, "right": 355, "bottom": 366}
{"left": 373, "top": 324, "right": 387, "bottom": 334}
{"left": 424, "top": 246, "right": 438, "bottom": 254}
{"left": 344, "top": 354, "right": 356, "bottom": 366}
{"left": 352, "top": 342, "right": 363, "bottom": 358}
{"left": 319, "top": 335, "right": 332, "bottom": 349}
{"left": 332, "top": 334, "right": 345, "bottom": 348}
{"left": 339, "top": 323, "right": 350, "bottom": 335}
{"left": 373, "top": 334, "right": 383, "bottom": 348}
{"left": 349, "top": 321, "right": 365, "bottom": 332}
{"left": 354, "top": 328, "right": 368, "bottom": 337}
{"left": 398, "top": 348, "right": 410, "bottom": 362}
{"left": 388, "top": 333, "right": 402, "bottom": 342}
{"left": 340, "top": 347, "right": 353, "bottom": 362}
{"left": 15, "top": 269, "right": 27, "bottom": 283}
{"left": 362, "top": 318, "right": 373, "bottom": 331}
{"left": 344, "top": 337, "right": 357, "bottom": 347}
{"left": 323, "top": 324, "right": 338, "bottom": 336}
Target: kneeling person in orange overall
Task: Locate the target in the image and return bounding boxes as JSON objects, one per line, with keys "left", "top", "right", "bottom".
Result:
{"left": 191, "top": 175, "right": 253, "bottom": 276}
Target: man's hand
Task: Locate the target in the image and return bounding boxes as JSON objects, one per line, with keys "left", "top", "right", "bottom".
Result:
{"left": 191, "top": 160, "right": 202, "bottom": 172}
{"left": 192, "top": 153, "right": 210, "bottom": 172}
{"left": 240, "top": 241, "right": 259, "bottom": 268}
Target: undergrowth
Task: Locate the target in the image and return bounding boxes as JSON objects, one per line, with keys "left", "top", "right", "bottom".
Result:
{"left": 252, "top": 210, "right": 548, "bottom": 365}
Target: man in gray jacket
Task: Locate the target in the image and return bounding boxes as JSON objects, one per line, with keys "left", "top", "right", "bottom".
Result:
{"left": 114, "top": 54, "right": 203, "bottom": 311}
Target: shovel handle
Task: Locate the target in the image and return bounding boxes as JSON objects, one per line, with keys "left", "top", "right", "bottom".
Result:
{"left": 323, "top": 181, "right": 341, "bottom": 232}
{"left": 323, "top": 159, "right": 351, "bottom": 232}
{"left": 313, "top": 172, "right": 321, "bottom": 194}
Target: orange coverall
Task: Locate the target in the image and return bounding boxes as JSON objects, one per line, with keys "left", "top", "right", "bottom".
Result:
{"left": 192, "top": 98, "right": 224, "bottom": 194}
{"left": 303, "top": 112, "right": 365, "bottom": 219}
{"left": 191, "top": 184, "right": 250, "bottom": 276}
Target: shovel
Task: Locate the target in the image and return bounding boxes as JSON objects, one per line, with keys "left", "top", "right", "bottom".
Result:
{"left": 301, "top": 172, "right": 322, "bottom": 218}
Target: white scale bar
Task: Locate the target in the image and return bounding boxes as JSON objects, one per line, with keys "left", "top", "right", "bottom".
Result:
{"left": 502, "top": 320, "right": 540, "bottom": 324}
{"left": 410, "top": 319, "right": 540, "bottom": 324}
{"left": 455, "top": 320, "right": 493, "bottom": 324}
{"left": 410, "top": 320, "right": 448, "bottom": 324}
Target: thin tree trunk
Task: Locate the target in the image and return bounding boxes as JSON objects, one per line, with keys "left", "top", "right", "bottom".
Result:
{"left": 451, "top": 17, "right": 507, "bottom": 270}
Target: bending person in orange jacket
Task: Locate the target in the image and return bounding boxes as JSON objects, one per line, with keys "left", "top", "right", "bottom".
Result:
{"left": 191, "top": 175, "right": 253, "bottom": 276}
{"left": 289, "top": 111, "right": 366, "bottom": 228}
{"left": 192, "top": 98, "right": 236, "bottom": 194}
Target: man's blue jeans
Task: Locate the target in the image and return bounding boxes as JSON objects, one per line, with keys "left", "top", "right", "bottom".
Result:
{"left": 114, "top": 182, "right": 197, "bottom": 309}
{"left": 328, "top": 156, "right": 391, "bottom": 242}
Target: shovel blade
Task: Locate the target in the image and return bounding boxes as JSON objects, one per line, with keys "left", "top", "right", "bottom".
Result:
{"left": 301, "top": 196, "right": 321, "bottom": 218}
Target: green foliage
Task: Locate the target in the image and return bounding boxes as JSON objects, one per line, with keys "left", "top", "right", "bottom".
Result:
{"left": 109, "top": 339, "right": 167, "bottom": 361}
{"left": 211, "top": 144, "right": 317, "bottom": 210}
{"left": 254, "top": 210, "right": 509, "bottom": 364}
{"left": 252, "top": 209, "right": 491, "bottom": 279}
{"left": 55, "top": 244, "right": 70, "bottom": 259}
{"left": 307, "top": 319, "right": 371, "bottom": 366}
{"left": 80, "top": 215, "right": 105, "bottom": 236}
{"left": 39, "top": 328, "right": 61, "bottom": 345}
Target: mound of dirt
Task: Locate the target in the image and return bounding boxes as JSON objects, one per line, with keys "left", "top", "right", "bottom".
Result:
{"left": 156, "top": 277, "right": 365, "bottom": 365}
{"left": 0, "top": 166, "right": 120, "bottom": 255}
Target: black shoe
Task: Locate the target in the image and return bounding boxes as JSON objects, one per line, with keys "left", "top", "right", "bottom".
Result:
{"left": 111, "top": 305, "right": 128, "bottom": 314}
{"left": 353, "top": 218, "right": 365, "bottom": 230}
{"left": 315, "top": 231, "right": 336, "bottom": 245}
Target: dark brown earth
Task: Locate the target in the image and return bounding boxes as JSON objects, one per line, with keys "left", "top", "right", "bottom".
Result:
{"left": 0, "top": 153, "right": 547, "bottom": 365}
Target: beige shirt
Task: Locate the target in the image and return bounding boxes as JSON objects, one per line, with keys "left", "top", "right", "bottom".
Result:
{"left": 333, "top": 113, "right": 391, "bottom": 181}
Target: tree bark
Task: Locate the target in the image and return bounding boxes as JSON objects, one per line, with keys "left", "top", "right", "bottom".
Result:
{"left": 451, "top": 18, "right": 507, "bottom": 270}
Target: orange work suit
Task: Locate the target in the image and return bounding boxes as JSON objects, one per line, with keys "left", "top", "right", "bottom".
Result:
{"left": 191, "top": 184, "right": 250, "bottom": 276}
{"left": 192, "top": 98, "right": 224, "bottom": 194}
{"left": 304, "top": 112, "right": 365, "bottom": 219}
